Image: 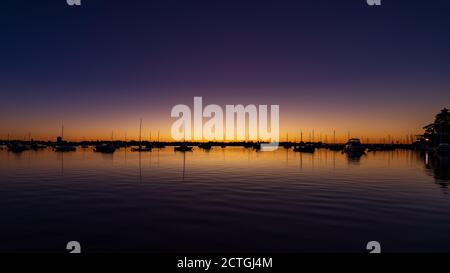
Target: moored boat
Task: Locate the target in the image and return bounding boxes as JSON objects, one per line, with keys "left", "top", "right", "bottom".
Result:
{"left": 343, "top": 138, "right": 365, "bottom": 155}
{"left": 198, "top": 142, "right": 212, "bottom": 150}
{"left": 131, "top": 119, "right": 152, "bottom": 152}
{"left": 174, "top": 143, "right": 193, "bottom": 152}
{"left": 7, "top": 143, "right": 30, "bottom": 153}
{"left": 94, "top": 143, "right": 116, "bottom": 153}
{"left": 293, "top": 142, "right": 315, "bottom": 153}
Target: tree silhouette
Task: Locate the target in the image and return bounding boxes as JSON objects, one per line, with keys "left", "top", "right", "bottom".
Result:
{"left": 423, "top": 108, "right": 450, "bottom": 144}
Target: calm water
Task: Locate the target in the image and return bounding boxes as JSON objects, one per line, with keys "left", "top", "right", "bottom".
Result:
{"left": 0, "top": 147, "right": 449, "bottom": 253}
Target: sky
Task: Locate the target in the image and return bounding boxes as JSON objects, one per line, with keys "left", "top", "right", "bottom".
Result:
{"left": 0, "top": 0, "right": 449, "bottom": 142}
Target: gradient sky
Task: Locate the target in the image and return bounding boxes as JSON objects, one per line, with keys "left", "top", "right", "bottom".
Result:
{"left": 1, "top": 0, "right": 449, "bottom": 141}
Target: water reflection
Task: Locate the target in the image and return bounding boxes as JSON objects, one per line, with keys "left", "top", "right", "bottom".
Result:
{"left": 424, "top": 152, "right": 450, "bottom": 184}
{"left": 2, "top": 147, "right": 450, "bottom": 252}
{"left": 344, "top": 151, "right": 365, "bottom": 164}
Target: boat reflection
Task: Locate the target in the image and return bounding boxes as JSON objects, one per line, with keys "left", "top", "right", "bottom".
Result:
{"left": 344, "top": 150, "right": 365, "bottom": 163}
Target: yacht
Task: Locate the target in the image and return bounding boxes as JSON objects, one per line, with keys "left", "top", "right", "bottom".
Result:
{"left": 344, "top": 138, "right": 365, "bottom": 154}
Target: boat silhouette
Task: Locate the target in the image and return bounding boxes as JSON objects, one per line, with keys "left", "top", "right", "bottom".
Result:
{"left": 253, "top": 142, "right": 262, "bottom": 151}
{"left": 283, "top": 133, "right": 293, "bottom": 149}
{"left": 198, "top": 142, "right": 212, "bottom": 150}
{"left": 174, "top": 121, "right": 192, "bottom": 152}
{"left": 7, "top": 142, "right": 30, "bottom": 153}
{"left": 55, "top": 144, "right": 76, "bottom": 152}
{"left": 293, "top": 142, "right": 315, "bottom": 153}
{"left": 343, "top": 138, "right": 365, "bottom": 155}
{"left": 175, "top": 143, "right": 193, "bottom": 152}
{"left": 154, "top": 131, "right": 166, "bottom": 148}
{"left": 94, "top": 143, "right": 116, "bottom": 153}
{"left": 131, "top": 119, "right": 152, "bottom": 152}
{"left": 54, "top": 125, "right": 76, "bottom": 152}
{"left": 243, "top": 142, "right": 254, "bottom": 148}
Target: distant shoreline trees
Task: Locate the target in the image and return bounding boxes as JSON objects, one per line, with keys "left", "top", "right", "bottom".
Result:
{"left": 422, "top": 108, "right": 450, "bottom": 146}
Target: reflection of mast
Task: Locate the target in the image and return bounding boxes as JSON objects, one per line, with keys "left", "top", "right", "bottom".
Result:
{"left": 286, "top": 146, "right": 289, "bottom": 166}
{"left": 182, "top": 151, "right": 186, "bottom": 180}
{"left": 299, "top": 151, "right": 303, "bottom": 169}
{"left": 139, "top": 119, "right": 142, "bottom": 149}
{"left": 138, "top": 151, "right": 142, "bottom": 182}
{"left": 58, "top": 152, "right": 64, "bottom": 176}
{"left": 149, "top": 145, "right": 152, "bottom": 168}
{"left": 333, "top": 150, "right": 336, "bottom": 169}
{"left": 124, "top": 131, "right": 128, "bottom": 164}
{"left": 157, "top": 148, "right": 160, "bottom": 167}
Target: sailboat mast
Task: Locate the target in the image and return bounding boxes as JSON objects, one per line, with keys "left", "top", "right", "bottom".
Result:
{"left": 139, "top": 119, "right": 142, "bottom": 147}
{"left": 183, "top": 121, "right": 186, "bottom": 142}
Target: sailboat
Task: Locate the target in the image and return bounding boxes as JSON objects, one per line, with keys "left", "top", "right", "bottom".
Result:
{"left": 94, "top": 132, "right": 116, "bottom": 153}
{"left": 145, "top": 131, "right": 154, "bottom": 149}
{"left": 329, "top": 130, "right": 344, "bottom": 151}
{"left": 293, "top": 130, "right": 315, "bottom": 153}
{"left": 132, "top": 119, "right": 152, "bottom": 152}
{"left": 283, "top": 133, "right": 292, "bottom": 149}
{"left": 154, "top": 130, "right": 166, "bottom": 148}
{"left": 55, "top": 125, "right": 76, "bottom": 152}
{"left": 174, "top": 121, "right": 193, "bottom": 152}
{"left": 95, "top": 143, "right": 116, "bottom": 153}
{"left": 293, "top": 142, "right": 315, "bottom": 153}
{"left": 7, "top": 142, "right": 30, "bottom": 153}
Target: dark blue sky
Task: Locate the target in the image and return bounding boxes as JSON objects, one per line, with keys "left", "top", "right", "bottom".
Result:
{"left": 1, "top": 0, "right": 449, "bottom": 140}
